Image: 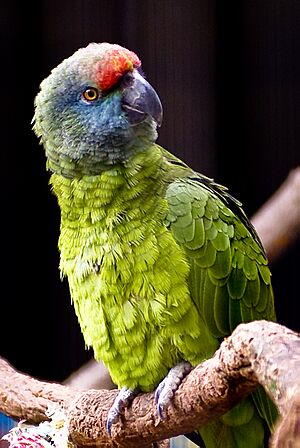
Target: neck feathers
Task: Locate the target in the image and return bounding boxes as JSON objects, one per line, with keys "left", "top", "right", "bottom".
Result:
{"left": 50, "top": 145, "right": 169, "bottom": 279}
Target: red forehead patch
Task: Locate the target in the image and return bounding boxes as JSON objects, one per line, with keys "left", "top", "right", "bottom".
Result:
{"left": 95, "top": 47, "right": 141, "bottom": 91}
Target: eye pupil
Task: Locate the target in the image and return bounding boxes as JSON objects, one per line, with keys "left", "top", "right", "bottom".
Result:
{"left": 83, "top": 87, "right": 99, "bottom": 101}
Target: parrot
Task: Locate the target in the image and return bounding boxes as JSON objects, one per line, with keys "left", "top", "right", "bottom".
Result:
{"left": 33, "top": 42, "right": 277, "bottom": 447}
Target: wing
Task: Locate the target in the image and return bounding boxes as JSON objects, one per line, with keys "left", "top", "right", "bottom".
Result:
{"left": 165, "top": 176, "right": 276, "bottom": 339}
{"left": 164, "top": 174, "right": 277, "bottom": 433}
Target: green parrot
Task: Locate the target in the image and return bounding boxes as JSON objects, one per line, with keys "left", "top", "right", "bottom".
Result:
{"left": 33, "top": 43, "right": 277, "bottom": 447}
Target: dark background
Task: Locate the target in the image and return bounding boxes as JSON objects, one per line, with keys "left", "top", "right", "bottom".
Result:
{"left": 1, "top": 0, "right": 299, "bottom": 382}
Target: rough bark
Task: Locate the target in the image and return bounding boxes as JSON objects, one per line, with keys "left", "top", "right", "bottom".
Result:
{"left": 1, "top": 320, "right": 300, "bottom": 447}
{"left": 0, "top": 358, "right": 78, "bottom": 423}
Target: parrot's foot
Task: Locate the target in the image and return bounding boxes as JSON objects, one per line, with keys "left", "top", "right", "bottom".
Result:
{"left": 155, "top": 361, "right": 192, "bottom": 419}
{"left": 106, "top": 386, "right": 139, "bottom": 436}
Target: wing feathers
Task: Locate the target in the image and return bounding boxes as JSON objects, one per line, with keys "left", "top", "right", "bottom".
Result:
{"left": 165, "top": 177, "right": 275, "bottom": 338}
{"left": 165, "top": 175, "right": 277, "bottom": 436}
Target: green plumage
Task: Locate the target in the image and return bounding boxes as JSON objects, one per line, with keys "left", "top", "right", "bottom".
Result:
{"left": 51, "top": 144, "right": 276, "bottom": 445}
{"left": 51, "top": 146, "right": 219, "bottom": 389}
{"left": 33, "top": 43, "right": 277, "bottom": 448}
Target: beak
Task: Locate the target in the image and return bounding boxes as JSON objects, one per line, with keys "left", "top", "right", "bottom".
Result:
{"left": 122, "top": 70, "right": 163, "bottom": 127}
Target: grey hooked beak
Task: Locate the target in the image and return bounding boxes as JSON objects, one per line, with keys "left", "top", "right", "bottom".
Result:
{"left": 122, "top": 70, "right": 163, "bottom": 127}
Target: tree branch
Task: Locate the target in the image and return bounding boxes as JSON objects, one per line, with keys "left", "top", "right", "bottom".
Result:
{"left": 1, "top": 320, "right": 300, "bottom": 447}
{"left": 64, "top": 358, "right": 116, "bottom": 391}
{"left": 0, "top": 358, "right": 78, "bottom": 424}
{"left": 251, "top": 167, "right": 300, "bottom": 262}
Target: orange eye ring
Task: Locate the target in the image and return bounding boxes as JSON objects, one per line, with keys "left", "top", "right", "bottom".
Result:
{"left": 83, "top": 87, "right": 99, "bottom": 102}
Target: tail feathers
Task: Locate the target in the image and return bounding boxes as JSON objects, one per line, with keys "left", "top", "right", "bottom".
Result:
{"left": 252, "top": 387, "right": 278, "bottom": 432}
{"left": 197, "top": 398, "right": 266, "bottom": 448}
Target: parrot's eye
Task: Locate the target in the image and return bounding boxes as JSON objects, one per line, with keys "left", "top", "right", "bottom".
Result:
{"left": 82, "top": 87, "right": 99, "bottom": 102}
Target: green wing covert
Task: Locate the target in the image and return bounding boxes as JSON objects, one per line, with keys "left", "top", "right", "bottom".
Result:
{"left": 165, "top": 176, "right": 276, "bottom": 340}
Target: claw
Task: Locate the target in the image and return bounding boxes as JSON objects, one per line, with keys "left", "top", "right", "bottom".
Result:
{"left": 155, "top": 361, "right": 192, "bottom": 419}
{"left": 106, "top": 387, "right": 139, "bottom": 436}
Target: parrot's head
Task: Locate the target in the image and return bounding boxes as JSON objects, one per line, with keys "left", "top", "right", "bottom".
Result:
{"left": 33, "top": 43, "right": 163, "bottom": 176}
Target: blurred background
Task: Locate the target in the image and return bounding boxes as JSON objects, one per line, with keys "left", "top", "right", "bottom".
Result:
{"left": 0, "top": 1, "right": 299, "bottom": 445}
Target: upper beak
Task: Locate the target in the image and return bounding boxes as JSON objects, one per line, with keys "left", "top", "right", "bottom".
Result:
{"left": 121, "top": 70, "right": 163, "bottom": 127}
